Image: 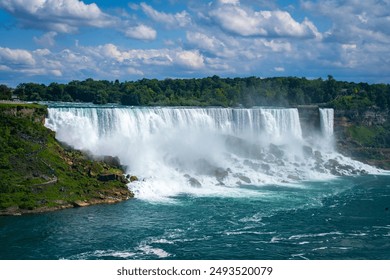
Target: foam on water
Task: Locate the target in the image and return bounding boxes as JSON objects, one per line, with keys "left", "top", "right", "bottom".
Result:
{"left": 45, "top": 105, "right": 382, "bottom": 201}
{"left": 66, "top": 250, "right": 136, "bottom": 260}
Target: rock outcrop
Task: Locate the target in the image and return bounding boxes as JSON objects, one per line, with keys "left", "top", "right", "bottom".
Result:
{"left": 0, "top": 103, "right": 134, "bottom": 216}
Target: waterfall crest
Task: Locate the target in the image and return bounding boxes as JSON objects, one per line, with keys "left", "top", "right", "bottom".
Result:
{"left": 46, "top": 107, "right": 303, "bottom": 143}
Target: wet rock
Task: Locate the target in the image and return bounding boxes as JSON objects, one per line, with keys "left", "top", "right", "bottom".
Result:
{"left": 98, "top": 174, "right": 117, "bottom": 181}
{"left": 287, "top": 174, "right": 300, "bottom": 181}
{"left": 314, "top": 151, "right": 324, "bottom": 163}
{"left": 343, "top": 164, "right": 354, "bottom": 171}
{"left": 313, "top": 164, "right": 326, "bottom": 173}
{"left": 303, "top": 145, "right": 313, "bottom": 157}
{"left": 101, "top": 156, "right": 121, "bottom": 168}
{"left": 261, "top": 163, "right": 271, "bottom": 172}
{"left": 73, "top": 200, "right": 89, "bottom": 207}
{"left": 238, "top": 175, "right": 251, "bottom": 184}
{"left": 269, "top": 144, "right": 284, "bottom": 158}
{"left": 189, "top": 177, "right": 202, "bottom": 188}
{"left": 129, "top": 175, "right": 138, "bottom": 182}
{"left": 98, "top": 173, "right": 127, "bottom": 182}
{"left": 119, "top": 175, "right": 128, "bottom": 184}
{"left": 214, "top": 168, "right": 228, "bottom": 182}
{"left": 327, "top": 159, "right": 339, "bottom": 167}
{"left": 243, "top": 160, "right": 260, "bottom": 171}
{"left": 184, "top": 174, "right": 202, "bottom": 187}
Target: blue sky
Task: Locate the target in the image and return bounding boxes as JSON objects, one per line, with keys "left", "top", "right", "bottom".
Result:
{"left": 0, "top": 0, "right": 389, "bottom": 86}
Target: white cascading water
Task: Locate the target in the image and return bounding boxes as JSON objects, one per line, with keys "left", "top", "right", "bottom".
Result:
{"left": 319, "top": 108, "right": 334, "bottom": 137}
{"left": 45, "top": 106, "right": 381, "bottom": 201}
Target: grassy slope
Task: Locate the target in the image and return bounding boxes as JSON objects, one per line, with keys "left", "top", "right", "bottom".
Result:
{"left": 0, "top": 103, "right": 133, "bottom": 215}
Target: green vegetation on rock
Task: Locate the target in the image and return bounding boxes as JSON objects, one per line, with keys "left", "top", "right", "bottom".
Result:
{"left": 337, "top": 123, "right": 390, "bottom": 169}
{"left": 0, "top": 103, "right": 133, "bottom": 215}
{"left": 347, "top": 125, "right": 385, "bottom": 147}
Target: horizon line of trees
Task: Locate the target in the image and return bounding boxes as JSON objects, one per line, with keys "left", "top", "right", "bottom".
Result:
{"left": 1, "top": 75, "right": 389, "bottom": 110}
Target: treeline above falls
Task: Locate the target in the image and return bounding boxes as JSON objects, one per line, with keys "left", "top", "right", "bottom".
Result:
{"left": 3, "top": 75, "right": 390, "bottom": 110}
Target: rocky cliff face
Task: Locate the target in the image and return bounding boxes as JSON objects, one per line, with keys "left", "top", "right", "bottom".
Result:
{"left": 334, "top": 108, "right": 388, "bottom": 128}
{"left": 334, "top": 108, "right": 390, "bottom": 169}
{"left": 298, "top": 105, "right": 390, "bottom": 169}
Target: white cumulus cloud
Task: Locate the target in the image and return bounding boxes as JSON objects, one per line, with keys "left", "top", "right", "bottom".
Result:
{"left": 127, "top": 67, "right": 144, "bottom": 76}
{"left": 140, "top": 2, "right": 191, "bottom": 27}
{"left": 33, "top": 31, "right": 57, "bottom": 47}
{"left": 0, "top": 47, "right": 36, "bottom": 65}
{"left": 0, "top": 0, "right": 115, "bottom": 33}
{"left": 274, "top": 67, "right": 285, "bottom": 72}
{"left": 125, "top": 24, "right": 157, "bottom": 41}
{"left": 175, "top": 50, "right": 205, "bottom": 69}
{"left": 209, "top": 3, "right": 319, "bottom": 38}
{"left": 218, "top": 0, "right": 240, "bottom": 5}
{"left": 186, "top": 32, "right": 222, "bottom": 52}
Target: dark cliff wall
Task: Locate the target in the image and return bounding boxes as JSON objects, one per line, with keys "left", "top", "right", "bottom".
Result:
{"left": 334, "top": 109, "right": 388, "bottom": 128}
{"left": 334, "top": 108, "right": 390, "bottom": 169}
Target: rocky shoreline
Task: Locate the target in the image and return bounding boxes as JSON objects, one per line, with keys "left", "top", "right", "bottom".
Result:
{"left": 0, "top": 189, "right": 131, "bottom": 216}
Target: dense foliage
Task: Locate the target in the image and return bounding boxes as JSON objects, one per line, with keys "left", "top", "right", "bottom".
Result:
{"left": 3, "top": 76, "right": 389, "bottom": 109}
{"left": 0, "top": 84, "right": 12, "bottom": 100}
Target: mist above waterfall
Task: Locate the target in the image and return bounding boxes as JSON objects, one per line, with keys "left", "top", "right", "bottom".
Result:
{"left": 45, "top": 105, "right": 381, "bottom": 201}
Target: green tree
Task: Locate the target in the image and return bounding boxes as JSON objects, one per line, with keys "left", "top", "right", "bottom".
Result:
{"left": 47, "top": 83, "right": 64, "bottom": 101}
{"left": 0, "top": 84, "right": 12, "bottom": 100}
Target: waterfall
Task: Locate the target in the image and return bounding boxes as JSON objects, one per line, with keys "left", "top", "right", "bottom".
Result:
{"left": 46, "top": 107, "right": 302, "bottom": 143}
{"left": 319, "top": 108, "right": 334, "bottom": 137}
{"left": 45, "top": 105, "right": 379, "bottom": 201}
